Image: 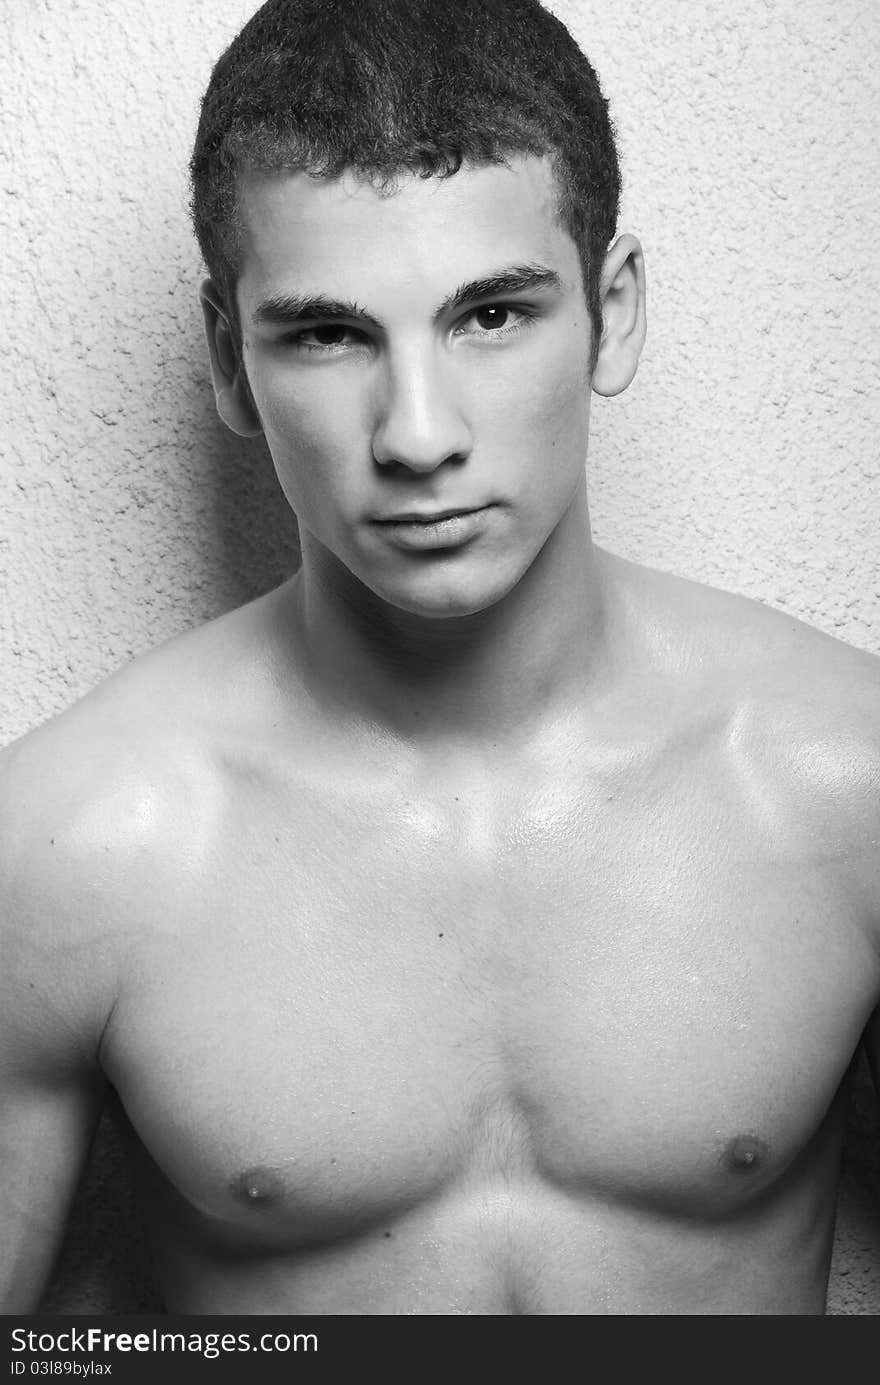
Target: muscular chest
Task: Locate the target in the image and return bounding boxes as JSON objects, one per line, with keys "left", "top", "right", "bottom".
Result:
{"left": 103, "top": 766, "right": 875, "bottom": 1242}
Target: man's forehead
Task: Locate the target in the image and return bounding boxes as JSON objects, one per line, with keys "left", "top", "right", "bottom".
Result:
{"left": 233, "top": 155, "right": 580, "bottom": 314}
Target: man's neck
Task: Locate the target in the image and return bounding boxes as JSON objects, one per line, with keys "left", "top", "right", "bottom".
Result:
{"left": 281, "top": 495, "right": 616, "bottom": 750}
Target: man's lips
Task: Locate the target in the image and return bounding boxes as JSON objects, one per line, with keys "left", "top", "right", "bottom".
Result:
{"left": 373, "top": 505, "right": 488, "bottom": 524}
{"left": 370, "top": 504, "right": 495, "bottom": 549}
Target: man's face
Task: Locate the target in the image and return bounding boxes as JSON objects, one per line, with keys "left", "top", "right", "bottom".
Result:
{"left": 234, "top": 155, "right": 594, "bottom": 618}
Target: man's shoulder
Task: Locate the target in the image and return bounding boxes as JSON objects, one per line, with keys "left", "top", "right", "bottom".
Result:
{"left": 1, "top": 588, "right": 294, "bottom": 944}
{"left": 0, "top": 683, "right": 155, "bottom": 1065}
{"left": 709, "top": 580, "right": 879, "bottom": 830}
{"left": 612, "top": 550, "right": 880, "bottom": 717}
{"left": 615, "top": 553, "right": 880, "bottom": 880}
{"left": 679, "top": 562, "right": 875, "bottom": 726}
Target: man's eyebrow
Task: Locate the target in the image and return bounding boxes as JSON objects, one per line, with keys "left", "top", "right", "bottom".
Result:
{"left": 438, "top": 264, "right": 563, "bottom": 316}
{"left": 250, "top": 264, "right": 562, "bottom": 329}
{"left": 251, "top": 293, "right": 382, "bottom": 329}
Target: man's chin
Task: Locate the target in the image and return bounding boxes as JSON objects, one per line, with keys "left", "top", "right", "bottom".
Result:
{"left": 364, "top": 566, "right": 525, "bottom": 622}
{"left": 306, "top": 535, "right": 531, "bottom": 623}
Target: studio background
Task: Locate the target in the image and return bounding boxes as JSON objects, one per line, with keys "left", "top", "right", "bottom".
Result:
{"left": 2, "top": 0, "right": 878, "bottom": 1313}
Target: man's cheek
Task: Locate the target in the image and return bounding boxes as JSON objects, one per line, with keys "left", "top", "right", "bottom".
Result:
{"left": 502, "top": 369, "right": 588, "bottom": 463}
{"left": 263, "top": 400, "right": 351, "bottom": 479}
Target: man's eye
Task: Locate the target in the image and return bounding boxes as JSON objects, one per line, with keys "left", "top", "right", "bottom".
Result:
{"left": 474, "top": 305, "right": 511, "bottom": 331}
{"left": 457, "top": 304, "right": 532, "bottom": 339}
{"left": 284, "top": 323, "right": 363, "bottom": 351}
{"left": 304, "top": 324, "right": 350, "bottom": 346}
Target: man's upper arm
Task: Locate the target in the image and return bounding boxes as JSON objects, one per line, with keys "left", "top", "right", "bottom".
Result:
{"left": 0, "top": 1059, "right": 106, "bottom": 1312}
{"left": 0, "top": 735, "right": 113, "bottom": 1313}
{"left": 841, "top": 649, "right": 880, "bottom": 1109}
{"left": 865, "top": 1006, "right": 880, "bottom": 1104}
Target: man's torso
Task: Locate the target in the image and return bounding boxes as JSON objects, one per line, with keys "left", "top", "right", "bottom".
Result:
{"left": 11, "top": 555, "right": 880, "bottom": 1314}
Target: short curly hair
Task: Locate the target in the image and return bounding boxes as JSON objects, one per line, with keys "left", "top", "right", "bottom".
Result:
{"left": 190, "top": 0, "right": 621, "bottom": 365}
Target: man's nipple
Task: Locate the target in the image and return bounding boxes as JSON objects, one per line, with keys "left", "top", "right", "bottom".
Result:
{"left": 230, "top": 1166, "right": 287, "bottom": 1209}
{"left": 723, "top": 1134, "right": 768, "bottom": 1172}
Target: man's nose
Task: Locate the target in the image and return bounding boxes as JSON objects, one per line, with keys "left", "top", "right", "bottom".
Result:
{"left": 371, "top": 347, "right": 472, "bottom": 473}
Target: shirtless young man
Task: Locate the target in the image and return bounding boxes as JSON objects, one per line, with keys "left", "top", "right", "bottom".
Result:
{"left": 2, "top": 0, "right": 879, "bottom": 1317}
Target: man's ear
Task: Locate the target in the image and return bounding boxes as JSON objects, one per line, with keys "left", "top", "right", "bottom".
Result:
{"left": 591, "top": 234, "right": 647, "bottom": 398}
{"left": 199, "top": 279, "right": 263, "bottom": 437}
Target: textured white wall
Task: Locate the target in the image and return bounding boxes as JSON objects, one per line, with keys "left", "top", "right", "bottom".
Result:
{"left": 2, "top": 0, "right": 878, "bottom": 1315}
